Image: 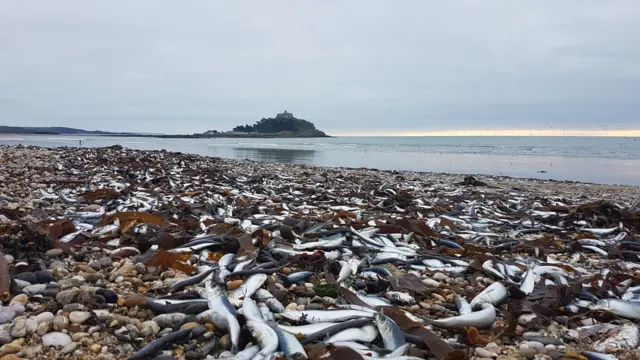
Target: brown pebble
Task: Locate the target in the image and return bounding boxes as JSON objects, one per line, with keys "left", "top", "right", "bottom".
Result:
{"left": 9, "top": 294, "right": 28, "bottom": 306}
{"left": 121, "top": 295, "right": 147, "bottom": 308}
{"left": 0, "top": 355, "right": 21, "bottom": 360}
{"left": 180, "top": 322, "right": 199, "bottom": 330}
{"left": 74, "top": 265, "right": 96, "bottom": 273}
{"left": 88, "top": 344, "right": 102, "bottom": 353}
{"left": 204, "top": 323, "right": 215, "bottom": 332}
{"left": 282, "top": 267, "right": 292, "bottom": 275}
{"left": 226, "top": 280, "right": 243, "bottom": 290}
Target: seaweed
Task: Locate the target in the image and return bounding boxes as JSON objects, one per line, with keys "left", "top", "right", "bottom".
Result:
{"left": 313, "top": 284, "right": 339, "bottom": 298}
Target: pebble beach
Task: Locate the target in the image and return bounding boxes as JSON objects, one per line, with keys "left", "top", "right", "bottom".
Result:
{"left": 0, "top": 145, "right": 639, "bottom": 360}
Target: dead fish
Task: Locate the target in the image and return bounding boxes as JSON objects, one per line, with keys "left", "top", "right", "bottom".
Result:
{"left": 454, "top": 295, "right": 472, "bottom": 315}
{"left": 431, "top": 303, "right": 497, "bottom": 329}
{"left": 383, "top": 291, "right": 416, "bottom": 305}
{"left": 373, "top": 313, "right": 406, "bottom": 351}
{"left": 588, "top": 299, "right": 640, "bottom": 320}
{"left": 279, "top": 309, "right": 375, "bottom": 323}
{"left": 246, "top": 320, "right": 279, "bottom": 359}
{"left": 469, "top": 282, "right": 508, "bottom": 309}
{"left": 228, "top": 273, "right": 267, "bottom": 307}
{"left": 326, "top": 323, "right": 379, "bottom": 344}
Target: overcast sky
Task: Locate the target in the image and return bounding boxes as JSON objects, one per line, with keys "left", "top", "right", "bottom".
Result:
{"left": 1, "top": 1, "right": 639, "bottom": 135}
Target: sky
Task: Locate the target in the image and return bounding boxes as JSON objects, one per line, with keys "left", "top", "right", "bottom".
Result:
{"left": 1, "top": 1, "right": 640, "bottom": 136}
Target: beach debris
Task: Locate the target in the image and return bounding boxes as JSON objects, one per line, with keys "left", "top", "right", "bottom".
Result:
{"left": 0, "top": 144, "right": 639, "bottom": 359}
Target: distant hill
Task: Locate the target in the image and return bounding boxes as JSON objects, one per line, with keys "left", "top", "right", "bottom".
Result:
{"left": 0, "top": 126, "right": 143, "bottom": 135}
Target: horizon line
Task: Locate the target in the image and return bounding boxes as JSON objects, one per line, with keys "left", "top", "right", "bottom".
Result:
{"left": 329, "top": 129, "right": 640, "bottom": 137}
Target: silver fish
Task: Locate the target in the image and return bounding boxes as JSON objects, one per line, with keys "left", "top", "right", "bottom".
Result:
{"left": 253, "top": 289, "right": 285, "bottom": 313}
{"left": 373, "top": 313, "right": 406, "bottom": 350}
{"left": 431, "top": 303, "right": 496, "bottom": 329}
{"left": 454, "top": 295, "right": 472, "bottom": 316}
{"left": 326, "top": 323, "right": 378, "bottom": 343}
{"left": 246, "top": 320, "right": 279, "bottom": 359}
{"left": 228, "top": 273, "right": 267, "bottom": 307}
{"left": 469, "top": 282, "right": 508, "bottom": 309}
{"left": 279, "top": 309, "right": 375, "bottom": 323}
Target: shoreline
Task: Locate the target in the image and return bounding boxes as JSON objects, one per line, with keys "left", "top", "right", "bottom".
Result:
{"left": 0, "top": 145, "right": 639, "bottom": 359}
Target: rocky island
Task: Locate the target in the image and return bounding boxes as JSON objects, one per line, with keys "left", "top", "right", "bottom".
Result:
{"left": 196, "top": 111, "right": 329, "bottom": 138}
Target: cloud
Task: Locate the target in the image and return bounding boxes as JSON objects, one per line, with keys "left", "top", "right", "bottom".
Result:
{"left": 1, "top": 1, "right": 639, "bottom": 134}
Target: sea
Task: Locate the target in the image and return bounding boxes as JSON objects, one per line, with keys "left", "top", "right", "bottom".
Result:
{"left": 1, "top": 135, "right": 639, "bottom": 186}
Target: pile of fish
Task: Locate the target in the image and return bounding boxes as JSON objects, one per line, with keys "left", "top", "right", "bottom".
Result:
{"left": 1, "top": 145, "right": 640, "bottom": 360}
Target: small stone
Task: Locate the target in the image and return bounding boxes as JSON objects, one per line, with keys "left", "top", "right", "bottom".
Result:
{"left": 52, "top": 315, "right": 69, "bottom": 331}
{"left": 33, "top": 271, "right": 55, "bottom": 284}
{"left": 45, "top": 249, "right": 63, "bottom": 257}
{"left": 9, "top": 319, "right": 27, "bottom": 338}
{"left": 95, "top": 289, "right": 118, "bottom": 304}
{"left": 497, "top": 357, "right": 518, "bottom": 360}
{"left": 56, "top": 290, "right": 80, "bottom": 305}
{"left": 21, "top": 345, "right": 41, "bottom": 358}
{"left": 0, "top": 308, "right": 15, "bottom": 325}
{"left": 527, "top": 341, "right": 545, "bottom": 352}
{"left": 22, "top": 284, "right": 47, "bottom": 297}
{"left": 8, "top": 295, "right": 27, "bottom": 306}
{"left": 560, "top": 329, "right": 579, "bottom": 342}
{"left": 191, "top": 325, "right": 207, "bottom": 338}
{"left": 25, "top": 319, "right": 37, "bottom": 334}
{"left": 42, "top": 288, "right": 59, "bottom": 298}
{"left": 71, "top": 332, "right": 88, "bottom": 341}
{"left": 431, "top": 293, "right": 445, "bottom": 302}
{"left": 544, "top": 344, "right": 557, "bottom": 353}
{"left": 88, "top": 343, "right": 102, "bottom": 353}
{"left": 34, "top": 312, "right": 54, "bottom": 324}
{"left": 36, "top": 320, "right": 52, "bottom": 336}
{"left": 433, "top": 273, "right": 449, "bottom": 281}
{"left": 152, "top": 314, "right": 186, "bottom": 329}
{"left": 219, "top": 334, "right": 231, "bottom": 350}
{"left": 160, "top": 270, "right": 175, "bottom": 279}
{"left": 98, "top": 257, "right": 112, "bottom": 268}
{"left": 61, "top": 342, "right": 77, "bottom": 354}
{"left": 14, "top": 273, "right": 37, "bottom": 285}
{"left": 0, "top": 343, "right": 21, "bottom": 355}
{"left": 0, "top": 355, "right": 20, "bottom": 360}
{"left": 282, "top": 267, "right": 292, "bottom": 275}
{"left": 69, "top": 311, "right": 91, "bottom": 325}
{"left": 519, "top": 346, "right": 537, "bottom": 359}
{"left": 115, "top": 276, "right": 124, "bottom": 283}
{"left": 475, "top": 348, "right": 497, "bottom": 358}
{"left": 41, "top": 332, "right": 72, "bottom": 348}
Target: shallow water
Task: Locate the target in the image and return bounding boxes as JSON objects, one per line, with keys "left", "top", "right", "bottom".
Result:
{"left": 1, "top": 135, "right": 639, "bottom": 185}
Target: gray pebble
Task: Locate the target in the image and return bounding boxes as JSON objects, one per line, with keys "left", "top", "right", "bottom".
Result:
{"left": 475, "top": 347, "right": 497, "bottom": 358}
{"left": 69, "top": 311, "right": 92, "bottom": 325}
{"left": 56, "top": 289, "right": 80, "bottom": 305}
{"left": 7, "top": 303, "right": 24, "bottom": 316}
{"left": 35, "top": 312, "right": 54, "bottom": 324}
{"left": 61, "top": 342, "right": 78, "bottom": 354}
{"left": 519, "top": 347, "right": 537, "bottom": 359}
{"left": 526, "top": 341, "right": 545, "bottom": 352}
{"left": 53, "top": 315, "right": 69, "bottom": 330}
{"left": 36, "top": 319, "right": 53, "bottom": 336}
{"left": 46, "top": 248, "right": 64, "bottom": 257}
{"left": 22, "top": 284, "right": 47, "bottom": 296}
{"left": 41, "top": 332, "right": 72, "bottom": 347}
{"left": 152, "top": 313, "right": 186, "bottom": 329}
{"left": 10, "top": 318, "right": 28, "bottom": 337}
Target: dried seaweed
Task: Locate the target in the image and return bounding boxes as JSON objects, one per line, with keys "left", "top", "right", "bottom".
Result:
{"left": 143, "top": 250, "right": 195, "bottom": 274}
{"left": 81, "top": 188, "right": 120, "bottom": 200}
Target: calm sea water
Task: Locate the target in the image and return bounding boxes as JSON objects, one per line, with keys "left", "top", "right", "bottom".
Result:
{"left": 1, "top": 135, "right": 640, "bottom": 185}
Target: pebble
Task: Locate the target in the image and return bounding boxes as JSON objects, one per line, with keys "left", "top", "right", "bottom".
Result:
{"left": 0, "top": 308, "right": 15, "bottom": 325}
{"left": 22, "top": 284, "right": 47, "bottom": 297}
{"left": 52, "top": 315, "right": 69, "bottom": 331}
{"left": 33, "top": 271, "right": 55, "bottom": 284}
{"left": 226, "top": 280, "right": 243, "bottom": 290}
{"left": 0, "top": 355, "right": 20, "bottom": 360}
{"left": 21, "top": 345, "right": 41, "bottom": 358}
{"left": 13, "top": 273, "right": 37, "bottom": 285}
{"left": 160, "top": 270, "right": 175, "bottom": 279}
{"left": 61, "top": 342, "right": 78, "bottom": 354}
{"left": 36, "top": 320, "right": 52, "bottom": 336}
{"left": 41, "top": 332, "right": 72, "bottom": 348}
{"left": 69, "top": 311, "right": 91, "bottom": 325}
{"left": 219, "top": 334, "right": 231, "bottom": 350}
{"left": 88, "top": 343, "right": 102, "bottom": 353}
{"left": 285, "top": 303, "right": 298, "bottom": 311}
{"left": 560, "top": 329, "right": 579, "bottom": 342}
{"left": 45, "top": 249, "right": 64, "bottom": 257}
{"left": 56, "top": 290, "right": 80, "bottom": 305}
{"left": 0, "top": 344, "right": 21, "bottom": 356}
{"left": 519, "top": 347, "right": 537, "bottom": 359}
{"left": 527, "top": 341, "right": 545, "bottom": 352}
{"left": 25, "top": 319, "right": 37, "bottom": 335}
{"left": 5, "top": 305, "right": 22, "bottom": 318}
{"left": 9, "top": 319, "right": 27, "bottom": 338}
{"left": 8, "top": 295, "right": 27, "bottom": 306}
{"left": 95, "top": 289, "right": 118, "bottom": 303}
{"left": 475, "top": 348, "right": 497, "bottom": 358}
{"left": 422, "top": 278, "right": 440, "bottom": 288}
{"left": 71, "top": 332, "right": 89, "bottom": 341}
{"left": 152, "top": 314, "right": 186, "bottom": 329}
